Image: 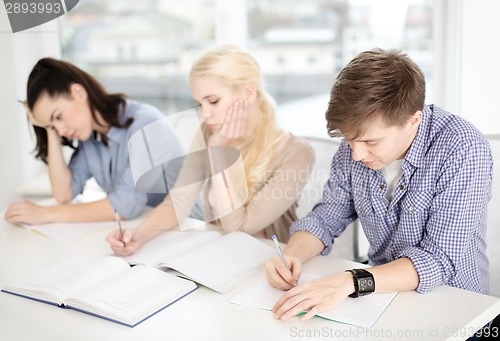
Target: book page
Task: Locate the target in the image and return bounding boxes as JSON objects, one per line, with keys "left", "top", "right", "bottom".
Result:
{"left": 230, "top": 274, "right": 398, "bottom": 328}
{"left": 65, "top": 266, "right": 197, "bottom": 327}
{"left": 122, "top": 228, "right": 222, "bottom": 267}
{"left": 160, "top": 232, "right": 276, "bottom": 294}
{"left": 14, "top": 201, "right": 151, "bottom": 242}
{"left": 2, "top": 255, "right": 130, "bottom": 304}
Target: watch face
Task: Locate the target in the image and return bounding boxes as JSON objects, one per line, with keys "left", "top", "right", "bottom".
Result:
{"left": 359, "top": 277, "right": 374, "bottom": 292}
{"left": 346, "top": 269, "right": 375, "bottom": 298}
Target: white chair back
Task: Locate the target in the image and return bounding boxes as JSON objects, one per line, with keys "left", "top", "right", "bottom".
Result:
{"left": 297, "top": 136, "right": 368, "bottom": 262}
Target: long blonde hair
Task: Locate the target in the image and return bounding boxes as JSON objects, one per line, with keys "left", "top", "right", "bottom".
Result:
{"left": 189, "top": 45, "right": 285, "bottom": 200}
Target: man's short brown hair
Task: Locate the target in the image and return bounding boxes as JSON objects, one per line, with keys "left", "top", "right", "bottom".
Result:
{"left": 326, "top": 48, "right": 425, "bottom": 139}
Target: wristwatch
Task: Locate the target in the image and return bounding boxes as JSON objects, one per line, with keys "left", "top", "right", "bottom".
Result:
{"left": 346, "top": 268, "right": 375, "bottom": 298}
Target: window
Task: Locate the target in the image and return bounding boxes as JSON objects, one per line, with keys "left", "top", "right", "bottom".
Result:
{"left": 247, "top": 0, "right": 434, "bottom": 103}
{"left": 61, "top": 0, "right": 216, "bottom": 114}
{"left": 61, "top": 0, "right": 434, "bottom": 115}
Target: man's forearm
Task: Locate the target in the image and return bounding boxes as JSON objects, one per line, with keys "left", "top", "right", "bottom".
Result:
{"left": 368, "top": 257, "right": 419, "bottom": 292}
{"left": 284, "top": 231, "right": 325, "bottom": 263}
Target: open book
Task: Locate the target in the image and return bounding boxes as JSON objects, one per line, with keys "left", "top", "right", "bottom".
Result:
{"left": 230, "top": 273, "right": 397, "bottom": 328}
{"left": 1, "top": 255, "right": 197, "bottom": 327}
{"left": 122, "top": 229, "right": 277, "bottom": 294}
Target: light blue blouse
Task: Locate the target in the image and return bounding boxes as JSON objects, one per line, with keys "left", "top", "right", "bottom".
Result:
{"left": 69, "top": 100, "right": 184, "bottom": 219}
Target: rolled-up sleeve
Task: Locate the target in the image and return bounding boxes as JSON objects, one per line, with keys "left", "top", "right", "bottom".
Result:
{"left": 74, "top": 101, "right": 186, "bottom": 220}
{"left": 290, "top": 142, "right": 358, "bottom": 255}
{"left": 107, "top": 166, "right": 148, "bottom": 219}
{"left": 69, "top": 149, "right": 92, "bottom": 198}
{"left": 109, "top": 105, "right": 184, "bottom": 219}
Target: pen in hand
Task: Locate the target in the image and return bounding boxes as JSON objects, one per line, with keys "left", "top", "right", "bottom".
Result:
{"left": 271, "top": 234, "right": 298, "bottom": 287}
{"left": 114, "top": 209, "right": 126, "bottom": 248}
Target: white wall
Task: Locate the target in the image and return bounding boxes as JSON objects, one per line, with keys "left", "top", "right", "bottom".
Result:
{"left": 0, "top": 10, "right": 60, "bottom": 210}
{"left": 215, "top": 0, "right": 247, "bottom": 47}
{"left": 434, "top": 0, "right": 500, "bottom": 135}
{"left": 460, "top": 0, "right": 500, "bottom": 134}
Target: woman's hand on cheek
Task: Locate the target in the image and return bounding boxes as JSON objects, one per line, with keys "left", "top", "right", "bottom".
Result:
{"left": 223, "top": 99, "right": 248, "bottom": 139}
{"left": 209, "top": 100, "right": 248, "bottom": 146}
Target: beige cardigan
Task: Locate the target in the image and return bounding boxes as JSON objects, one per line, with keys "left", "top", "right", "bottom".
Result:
{"left": 164, "top": 134, "right": 315, "bottom": 243}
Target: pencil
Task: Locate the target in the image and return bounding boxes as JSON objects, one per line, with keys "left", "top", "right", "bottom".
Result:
{"left": 114, "top": 209, "right": 126, "bottom": 248}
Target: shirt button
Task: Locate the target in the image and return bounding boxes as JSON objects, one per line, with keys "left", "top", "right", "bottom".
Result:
{"left": 409, "top": 206, "right": 415, "bottom": 212}
{"left": 380, "top": 184, "right": 385, "bottom": 190}
{"left": 399, "top": 185, "right": 405, "bottom": 190}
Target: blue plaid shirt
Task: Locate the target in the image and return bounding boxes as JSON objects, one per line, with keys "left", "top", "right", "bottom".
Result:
{"left": 291, "top": 105, "right": 493, "bottom": 294}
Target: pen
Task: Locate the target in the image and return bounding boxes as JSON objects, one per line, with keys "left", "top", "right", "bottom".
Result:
{"left": 271, "top": 234, "right": 297, "bottom": 287}
{"left": 114, "top": 209, "right": 126, "bottom": 247}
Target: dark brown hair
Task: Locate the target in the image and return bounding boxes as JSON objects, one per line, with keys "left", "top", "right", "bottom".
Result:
{"left": 326, "top": 48, "right": 425, "bottom": 139}
{"left": 26, "top": 58, "right": 132, "bottom": 163}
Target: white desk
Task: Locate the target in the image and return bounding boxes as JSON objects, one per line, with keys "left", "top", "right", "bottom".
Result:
{"left": 0, "top": 218, "right": 499, "bottom": 341}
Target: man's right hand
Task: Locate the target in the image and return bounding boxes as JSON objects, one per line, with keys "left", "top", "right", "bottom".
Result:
{"left": 264, "top": 254, "right": 303, "bottom": 290}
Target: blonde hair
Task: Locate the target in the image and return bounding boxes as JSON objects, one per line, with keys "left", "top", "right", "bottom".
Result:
{"left": 189, "top": 45, "right": 285, "bottom": 200}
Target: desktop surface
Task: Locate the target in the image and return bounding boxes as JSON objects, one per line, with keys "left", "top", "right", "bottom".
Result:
{"left": 0, "top": 216, "right": 499, "bottom": 341}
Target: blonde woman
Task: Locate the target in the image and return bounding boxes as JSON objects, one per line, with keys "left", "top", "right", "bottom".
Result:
{"left": 107, "top": 45, "right": 315, "bottom": 256}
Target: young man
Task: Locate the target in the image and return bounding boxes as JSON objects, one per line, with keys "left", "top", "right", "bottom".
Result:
{"left": 265, "top": 48, "right": 493, "bottom": 322}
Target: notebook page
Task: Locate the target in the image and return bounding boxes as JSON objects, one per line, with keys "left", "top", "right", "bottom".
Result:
{"left": 122, "top": 229, "right": 221, "bottom": 267}
{"left": 230, "top": 273, "right": 397, "bottom": 328}
{"left": 160, "top": 232, "right": 276, "bottom": 294}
